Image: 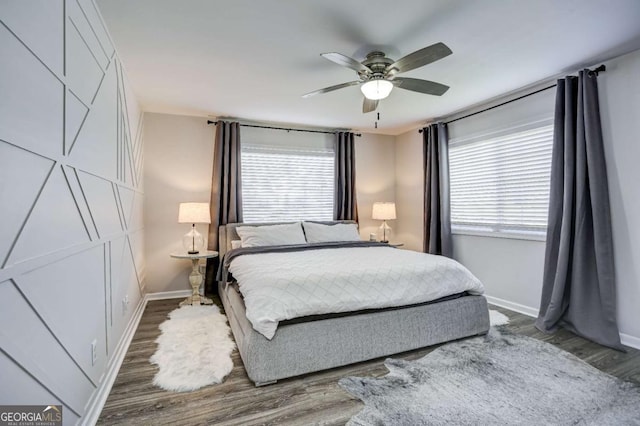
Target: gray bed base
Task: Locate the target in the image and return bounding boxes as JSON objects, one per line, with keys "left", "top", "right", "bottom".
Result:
{"left": 218, "top": 222, "right": 491, "bottom": 386}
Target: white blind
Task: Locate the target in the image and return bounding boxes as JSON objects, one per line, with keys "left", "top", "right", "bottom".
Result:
{"left": 241, "top": 144, "right": 335, "bottom": 223}
{"left": 449, "top": 122, "right": 553, "bottom": 235}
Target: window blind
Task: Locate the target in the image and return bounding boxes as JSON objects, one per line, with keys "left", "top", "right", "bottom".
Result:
{"left": 241, "top": 144, "right": 335, "bottom": 223}
{"left": 449, "top": 123, "right": 553, "bottom": 236}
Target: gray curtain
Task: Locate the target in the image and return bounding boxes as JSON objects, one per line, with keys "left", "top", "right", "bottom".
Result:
{"left": 423, "top": 122, "right": 453, "bottom": 257}
{"left": 205, "top": 121, "right": 242, "bottom": 294}
{"left": 334, "top": 131, "right": 358, "bottom": 221}
{"left": 535, "top": 71, "right": 623, "bottom": 350}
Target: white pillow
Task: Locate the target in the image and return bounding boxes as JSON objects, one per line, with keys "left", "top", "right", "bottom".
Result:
{"left": 235, "top": 223, "right": 307, "bottom": 248}
{"left": 230, "top": 240, "right": 242, "bottom": 250}
{"left": 303, "top": 222, "right": 361, "bottom": 243}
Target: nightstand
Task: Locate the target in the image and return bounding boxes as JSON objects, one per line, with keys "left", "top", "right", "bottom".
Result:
{"left": 170, "top": 250, "right": 218, "bottom": 306}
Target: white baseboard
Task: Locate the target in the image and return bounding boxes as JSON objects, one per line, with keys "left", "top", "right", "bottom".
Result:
{"left": 81, "top": 290, "right": 189, "bottom": 425}
{"left": 485, "top": 295, "right": 539, "bottom": 318}
{"left": 485, "top": 294, "right": 640, "bottom": 350}
{"left": 620, "top": 333, "right": 640, "bottom": 350}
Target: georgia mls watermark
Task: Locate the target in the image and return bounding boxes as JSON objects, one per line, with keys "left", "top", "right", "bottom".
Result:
{"left": 0, "top": 406, "right": 62, "bottom": 426}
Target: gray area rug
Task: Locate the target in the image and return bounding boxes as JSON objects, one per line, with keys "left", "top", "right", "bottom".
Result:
{"left": 339, "top": 328, "right": 640, "bottom": 425}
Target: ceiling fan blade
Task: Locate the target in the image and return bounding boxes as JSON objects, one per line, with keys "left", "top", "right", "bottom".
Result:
{"left": 302, "top": 81, "right": 360, "bottom": 98}
{"left": 393, "top": 77, "right": 449, "bottom": 96}
{"left": 387, "top": 42, "right": 452, "bottom": 75}
{"left": 321, "top": 52, "right": 372, "bottom": 74}
{"left": 362, "top": 98, "right": 379, "bottom": 114}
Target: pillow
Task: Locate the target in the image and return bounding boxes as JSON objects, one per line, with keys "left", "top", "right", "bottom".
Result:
{"left": 235, "top": 223, "right": 307, "bottom": 248}
{"left": 302, "top": 222, "right": 361, "bottom": 243}
{"left": 230, "top": 240, "right": 242, "bottom": 250}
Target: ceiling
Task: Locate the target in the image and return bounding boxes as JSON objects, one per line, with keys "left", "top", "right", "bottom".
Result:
{"left": 97, "top": 0, "right": 640, "bottom": 135}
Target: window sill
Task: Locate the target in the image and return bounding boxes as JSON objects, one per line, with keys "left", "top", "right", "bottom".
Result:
{"left": 452, "top": 227, "right": 547, "bottom": 242}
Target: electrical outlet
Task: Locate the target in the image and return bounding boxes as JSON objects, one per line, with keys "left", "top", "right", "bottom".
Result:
{"left": 91, "top": 339, "right": 97, "bottom": 366}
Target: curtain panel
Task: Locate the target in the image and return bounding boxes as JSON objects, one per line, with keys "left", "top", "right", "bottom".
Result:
{"left": 423, "top": 122, "right": 453, "bottom": 257}
{"left": 334, "top": 131, "right": 358, "bottom": 221}
{"left": 205, "top": 121, "right": 243, "bottom": 294}
{"left": 535, "top": 71, "right": 623, "bottom": 350}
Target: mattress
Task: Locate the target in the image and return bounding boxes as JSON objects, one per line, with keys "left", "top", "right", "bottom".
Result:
{"left": 227, "top": 282, "right": 468, "bottom": 325}
{"left": 225, "top": 243, "right": 484, "bottom": 339}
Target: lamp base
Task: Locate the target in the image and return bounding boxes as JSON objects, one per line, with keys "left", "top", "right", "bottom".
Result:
{"left": 183, "top": 225, "right": 205, "bottom": 254}
{"left": 379, "top": 220, "right": 392, "bottom": 243}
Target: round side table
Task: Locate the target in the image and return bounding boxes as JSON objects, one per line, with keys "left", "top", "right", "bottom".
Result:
{"left": 170, "top": 250, "right": 218, "bottom": 306}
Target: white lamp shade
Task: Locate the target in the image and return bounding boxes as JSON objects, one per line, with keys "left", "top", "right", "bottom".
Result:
{"left": 178, "top": 202, "right": 211, "bottom": 224}
{"left": 360, "top": 79, "right": 393, "bottom": 100}
{"left": 372, "top": 202, "right": 397, "bottom": 220}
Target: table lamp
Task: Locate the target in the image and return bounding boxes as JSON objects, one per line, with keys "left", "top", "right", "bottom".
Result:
{"left": 372, "top": 202, "right": 396, "bottom": 243}
{"left": 178, "top": 202, "right": 211, "bottom": 254}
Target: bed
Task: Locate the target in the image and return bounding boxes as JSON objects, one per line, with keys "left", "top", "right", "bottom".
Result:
{"left": 217, "top": 221, "right": 490, "bottom": 386}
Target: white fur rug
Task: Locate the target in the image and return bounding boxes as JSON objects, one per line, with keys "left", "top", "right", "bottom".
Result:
{"left": 150, "top": 305, "right": 235, "bottom": 392}
{"left": 489, "top": 309, "right": 510, "bottom": 326}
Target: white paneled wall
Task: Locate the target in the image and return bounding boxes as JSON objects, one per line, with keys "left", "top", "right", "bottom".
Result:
{"left": 0, "top": 1, "right": 144, "bottom": 423}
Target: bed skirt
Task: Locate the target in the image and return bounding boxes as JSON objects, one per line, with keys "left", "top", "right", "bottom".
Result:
{"left": 219, "top": 281, "right": 490, "bottom": 386}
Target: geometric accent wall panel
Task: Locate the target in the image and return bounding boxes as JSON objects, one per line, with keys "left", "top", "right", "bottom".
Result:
{"left": 65, "top": 90, "right": 89, "bottom": 155}
{"left": 121, "top": 69, "right": 141, "bottom": 156}
{"left": 77, "top": 0, "right": 115, "bottom": 59}
{"left": 107, "top": 236, "right": 140, "bottom": 356}
{"left": 62, "top": 166, "right": 99, "bottom": 242}
{"left": 116, "top": 185, "right": 135, "bottom": 230}
{"left": 6, "top": 166, "right": 91, "bottom": 266}
{"left": 0, "top": 0, "right": 64, "bottom": 76}
{"left": 128, "top": 230, "right": 145, "bottom": 291}
{"left": 0, "top": 352, "right": 80, "bottom": 425}
{"left": 1, "top": 0, "right": 144, "bottom": 420}
{"left": 108, "top": 236, "right": 127, "bottom": 316}
{"left": 65, "top": 15, "right": 105, "bottom": 105}
{"left": 0, "top": 281, "right": 95, "bottom": 416}
{"left": 130, "top": 191, "right": 144, "bottom": 231}
{"left": 0, "top": 142, "right": 55, "bottom": 267}
{"left": 15, "top": 245, "right": 108, "bottom": 385}
{"left": 69, "top": 64, "right": 117, "bottom": 180}
{"left": 77, "top": 171, "right": 123, "bottom": 238}
{"left": 0, "top": 24, "right": 63, "bottom": 160}
{"left": 123, "top": 134, "right": 134, "bottom": 186}
{"left": 66, "top": 0, "right": 109, "bottom": 70}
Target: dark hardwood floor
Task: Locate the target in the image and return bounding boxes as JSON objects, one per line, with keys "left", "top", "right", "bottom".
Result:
{"left": 97, "top": 299, "right": 640, "bottom": 426}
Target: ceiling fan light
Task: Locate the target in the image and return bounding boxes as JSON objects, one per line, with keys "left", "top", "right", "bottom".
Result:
{"left": 360, "top": 79, "right": 393, "bottom": 100}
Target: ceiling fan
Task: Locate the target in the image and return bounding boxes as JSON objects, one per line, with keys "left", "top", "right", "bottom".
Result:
{"left": 302, "top": 42, "right": 452, "bottom": 113}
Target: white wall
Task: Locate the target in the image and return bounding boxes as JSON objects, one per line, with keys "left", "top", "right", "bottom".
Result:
{"left": 446, "top": 88, "right": 555, "bottom": 313}
{"left": 144, "top": 113, "right": 214, "bottom": 293}
{"left": 143, "top": 114, "right": 396, "bottom": 292}
{"left": 0, "top": 1, "right": 144, "bottom": 423}
{"left": 598, "top": 49, "right": 640, "bottom": 342}
{"left": 393, "top": 49, "right": 640, "bottom": 346}
{"left": 355, "top": 133, "right": 396, "bottom": 241}
{"left": 395, "top": 130, "right": 424, "bottom": 251}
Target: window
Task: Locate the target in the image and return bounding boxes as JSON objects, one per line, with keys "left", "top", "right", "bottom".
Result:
{"left": 241, "top": 142, "right": 335, "bottom": 223}
{"left": 449, "top": 120, "right": 553, "bottom": 239}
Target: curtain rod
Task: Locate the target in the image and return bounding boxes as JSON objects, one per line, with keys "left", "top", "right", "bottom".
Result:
{"left": 207, "top": 120, "right": 362, "bottom": 137}
{"left": 418, "top": 64, "right": 606, "bottom": 133}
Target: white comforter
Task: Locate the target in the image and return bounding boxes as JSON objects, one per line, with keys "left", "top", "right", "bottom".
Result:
{"left": 228, "top": 246, "right": 484, "bottom": 339}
